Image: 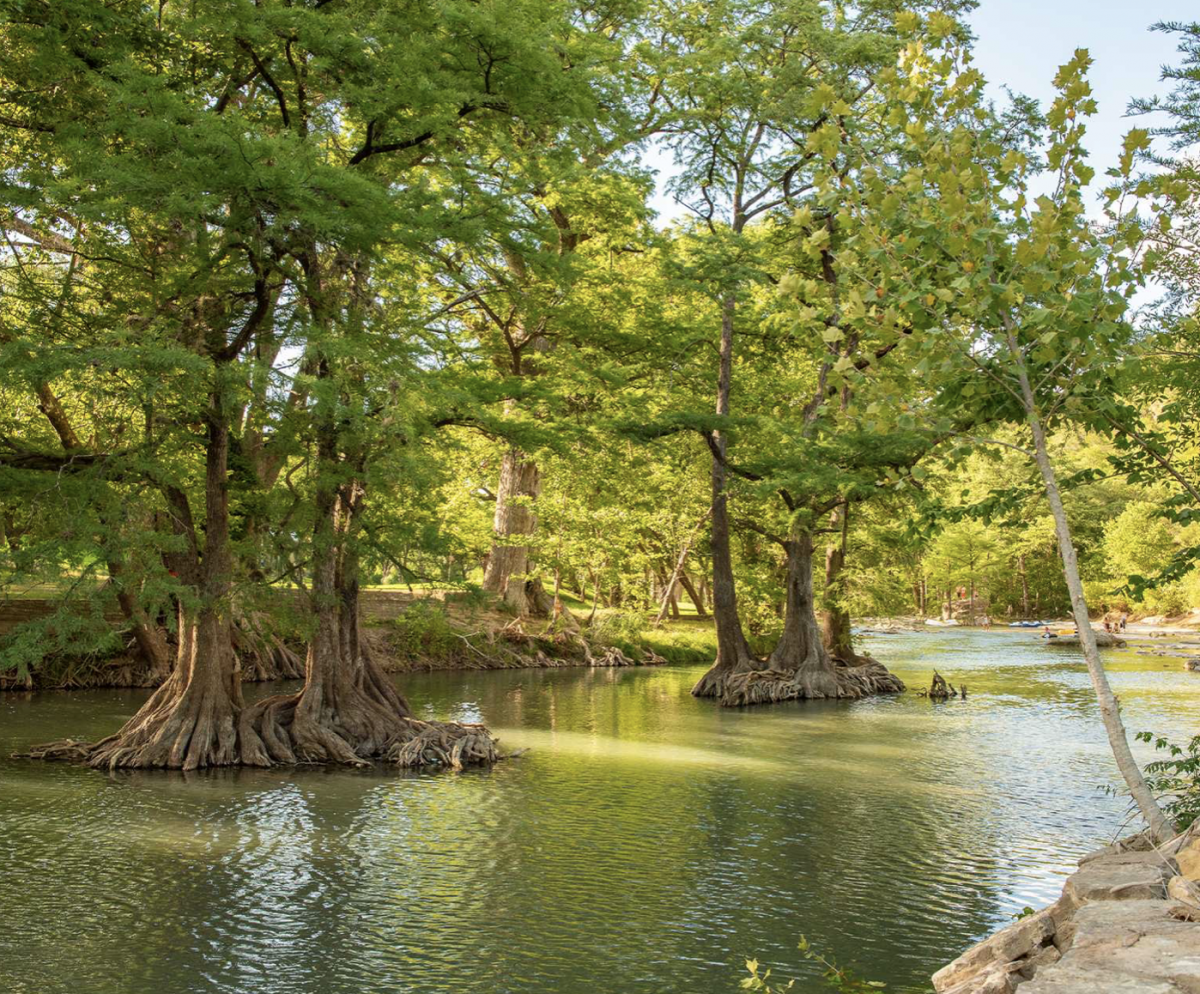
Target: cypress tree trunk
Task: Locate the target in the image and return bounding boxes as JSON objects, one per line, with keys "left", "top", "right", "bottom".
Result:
{"left": 28, "top": 391, "right": 247, "bottom": 769}
{"left": 693, "top": 294, "right": 760, "bottom": 697}
{"left": 483, "top": 447, "right": 551, "bottom": 617}
{"left": 239, "top": 395, "right": 498, "bottom": 771}
{"left": 820, "top": 502, "right": 856, "bottom": 662}
{"left": 722, "top": 529, "right": 904, "bottom": 708}
{"left": 769, "top": 531, "right": 840, "bottom": 696}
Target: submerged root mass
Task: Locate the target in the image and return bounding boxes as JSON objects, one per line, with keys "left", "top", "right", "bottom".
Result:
{"left": 237, "top": 661, "right": 499, "bottom": 772}
{"left": 22, "top": 649, "right": 501, "bottom": 772}
{"left": 710, "top": 656, "right": 905, "bottom": 708}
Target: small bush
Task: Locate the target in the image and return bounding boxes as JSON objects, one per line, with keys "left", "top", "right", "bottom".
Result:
{"left": 1136, "top": 731, "right": 1200, "bottom": 829}
{"left": 390, "top": 601, "right": 457, "bottom": 659}
{"left": 587, "top": 611, "right": 647, "bottom": 645}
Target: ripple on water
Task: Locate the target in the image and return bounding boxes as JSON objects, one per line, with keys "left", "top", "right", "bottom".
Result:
{"left": 1, "top": 628, "right": 1197, "bottom": 994}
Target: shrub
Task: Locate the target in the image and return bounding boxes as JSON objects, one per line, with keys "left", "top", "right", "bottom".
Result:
{"left": 1136, "top": 731, "right": 1200, "bottom": 829}
{"left": 390, "top": 600, "right": 457, "bottom": 659}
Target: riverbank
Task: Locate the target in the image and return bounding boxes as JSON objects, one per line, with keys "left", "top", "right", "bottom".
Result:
{"left": 0, "top": 591, "right": 718, "bottom": 691}
{"left": 933, "top": 826, "right": 1200, "bottom": 993}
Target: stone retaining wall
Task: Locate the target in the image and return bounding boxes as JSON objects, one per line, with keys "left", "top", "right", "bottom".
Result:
{"left": 933, "top": 825, "right": 1200, "bottom": 993}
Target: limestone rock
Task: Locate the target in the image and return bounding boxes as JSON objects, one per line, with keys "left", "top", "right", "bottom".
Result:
{"left": 1079, "top": 829, "right": 1156, "bottom": 864}
{"left": 1167, "top": 874, "right": 1200, "bottom": 906}
{"left": 1016, "top": 943, "right": 1060, "bottom": 980}
{"left": 932, "top": 904, "right": 1062, "bottom": 993}
{"left": 936, "top": 848, "right": 1199, "bottom": 994}
{"left": 1029, "top": 899, "right": 1200, "bottom": 993}
{"left": 1018, "top": 964, "right": 1180, "bottom": 993}
{"left": 938, "top": 963, "right": 1023, "bottom": 994}
{"left": 1063, "top": 851, "right": 1171, "bottom": 904}
{"left": 1176, "top": 840, "right": 1200, "bottom": 881}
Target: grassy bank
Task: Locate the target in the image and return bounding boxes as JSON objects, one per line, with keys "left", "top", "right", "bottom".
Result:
{"left": 0, "top": 590, "right": 721, "bottom": 691}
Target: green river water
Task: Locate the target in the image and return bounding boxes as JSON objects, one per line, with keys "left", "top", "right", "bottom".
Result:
{"left": 1, "top": 628, "right": 1197, "bottom": 994}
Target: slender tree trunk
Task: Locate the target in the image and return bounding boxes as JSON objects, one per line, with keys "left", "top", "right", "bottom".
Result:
{"left": 31, "top": 374, "right": 172, "bottom": 683}
{"left": 1006, "top": 328, "right": 1174, "bottom": 844}
{"left": 586, "top": 569, "right": 601, "bottom": 625}
{"left": 0, "top": 508, "right": 19, "bottom": 551}
{"left": 483, "top": 447, "right": 550, "bottom": 616}
{"left": 693, "top": 294, "right": 759, "bottom": 697}
{"left": 106, "top": 557, "right": 172, "bottom": 683}
{"left": 655, "top": 509, "right": 710, "bottom": 627}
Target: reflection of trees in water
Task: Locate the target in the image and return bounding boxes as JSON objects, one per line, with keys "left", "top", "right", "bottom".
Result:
{"left": 671, "top": 729, "right": 1005, "bottom": 993}
{"left": 6, "top": 647, "right": 1200, "bottom": 994}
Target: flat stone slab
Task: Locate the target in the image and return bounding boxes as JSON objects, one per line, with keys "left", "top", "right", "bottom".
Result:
{"left": 1064, "top": 852, "right": 1173, "bottom": 904}
{"left": 1023, "top": 899, "right": 1200, "bottom": 994}
{"left": 1018, "top": 964, "right": 1181, "bottom": 993}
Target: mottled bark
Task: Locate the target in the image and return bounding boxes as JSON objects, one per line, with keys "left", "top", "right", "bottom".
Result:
{"left": 483, "top": 447, "right": 550, "bottom": 616}
{"left": 770, "top": 531, "right": 839, "bottom": 693}
{"left": 1006, "top": 322, "right": 1173, "bottom": 845}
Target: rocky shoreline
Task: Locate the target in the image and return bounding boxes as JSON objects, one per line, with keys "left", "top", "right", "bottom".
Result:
{"left": 933, "top": 826, "right": 1200, "bottom": 993}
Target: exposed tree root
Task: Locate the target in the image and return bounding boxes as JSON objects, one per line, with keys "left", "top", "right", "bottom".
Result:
{"left": 9, "top": 613, "right": 306, "bottom": 692}
{"left": 24, "top": 665, "right": 243, "bottom": 771}
{"left": 918, "top": 670, "right": 966, "bottom": 699}
{"left": 237, "top": 645, "right": 499, "bottom": 771}
{"left": 233, "top": 615, "right": 305, "bottom": 682}
{"left": 718, "top": 655, "right": 905, "bottom": 707}
{"left": 692, "top": 644, "right": 765, "bottom": 698}
{"left": 691, "top": 665, "right": 732, "bottom": 698}
{"left": 581, "top": 641, "right": 656, "bottom": 667}
{"left": 23, "top": 654, "right": 499, "bottom": 772}
{"left": 238, "top": 693, "right": 498, "bottom": 770}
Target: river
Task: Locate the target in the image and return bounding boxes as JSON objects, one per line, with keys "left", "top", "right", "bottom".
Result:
{"left": 1, "top": 628, "right": 1196, "bottom": 994}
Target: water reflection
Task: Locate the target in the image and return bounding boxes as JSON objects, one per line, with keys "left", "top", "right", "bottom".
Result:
{"left": 0, "top": 629, "right": 1197, "bottom": 993}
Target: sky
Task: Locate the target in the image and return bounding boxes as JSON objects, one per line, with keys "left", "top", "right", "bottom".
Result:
{"left": 968, "top": 0, "right": 1194, "bottom": 172}
{"left": 647, "top": 0, "right": 1198, "bottom": 223}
